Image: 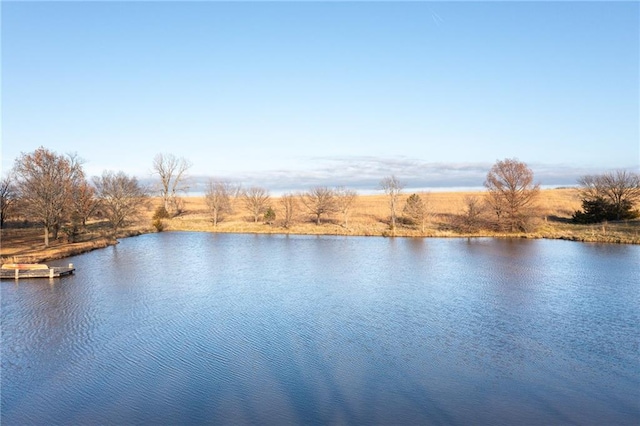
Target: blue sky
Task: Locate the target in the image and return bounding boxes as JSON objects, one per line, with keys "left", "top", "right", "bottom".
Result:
{"left": 2, "top": 1, "right": 638, "bottom": 192}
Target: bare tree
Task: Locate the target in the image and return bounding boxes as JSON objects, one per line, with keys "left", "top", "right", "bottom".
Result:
{"left": 334, "top": 187, "right": 358, "bottom": 228}
{"left": 484, "top": 158, "right": 540, "bottom": 232}
{"left": 70, "top": 180, "right": 99, "bottom": 228}
{"left": 380, "top": 175, "right": 405, "bottom": 230}
{"left": 242, "top": 187, "right": 270, "bottom": 223}
{"left": 12, "top": 147, "right": 86, "bottom": 246}
{"left": 93, "top": 171, "right": 148, "bottom": 234}
{"left": 0, "top": 175, "right": 17, "bottom": 228}
{"left": 152, "top": 153, "right": 192, "bottom": 215}
{"left": 52, "top": 153, "right": 88, "bottom": 239}
{"left": 205, "top": 180, "right": 234, "bottom": 227}
{"left": 301, "top": 187, "right": 337, "bottom": 225}
{"left": 458, "top": 195, "right": 484, "bottom": 232}
{"left": 403, "top": 193, "right": 429, "bottom": 233}
{"left": 280, "top": 192, "right": 298, "bottom": 228}
{"left": 577, "top": 170, "right": 640, "bottom": 221}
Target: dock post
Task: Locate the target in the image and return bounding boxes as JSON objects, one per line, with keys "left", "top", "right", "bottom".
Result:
{"left": 49, "top": 268, "right": 54, "bottom": 279}
{"left": 15, "top": 269, "right": 19, "bottom": 280}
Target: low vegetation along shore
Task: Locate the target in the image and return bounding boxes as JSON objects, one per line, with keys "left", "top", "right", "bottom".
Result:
{"left": 2, "top": 188, "right": 638, "bottom": 264}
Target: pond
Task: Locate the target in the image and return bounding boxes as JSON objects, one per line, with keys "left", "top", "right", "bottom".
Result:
{"left": 2, "top": 233, "right": 639, "bottom": 424}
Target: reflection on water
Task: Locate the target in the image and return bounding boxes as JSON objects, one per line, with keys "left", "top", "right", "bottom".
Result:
{"left": 2, "top": 234, "right": 639, "bottom": 424}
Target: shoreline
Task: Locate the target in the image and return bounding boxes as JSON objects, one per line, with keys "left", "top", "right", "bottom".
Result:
{"left": 2, "top": 226, "right": 637, "bottom": 265}
{"left": 2, "top": 189, "right": 638, "bottom": 264}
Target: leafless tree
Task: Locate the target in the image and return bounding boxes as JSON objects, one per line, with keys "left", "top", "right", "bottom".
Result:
{"left": 380, "top": 175, "right": 405, "bottom": 230}
{"left": 93, "top": 171, "right": 148, "bottom": 234}
{"left": 0, "top": 175, "right": 17, "bottom": 228}
{"left": 152, "top": 153, "right": 192, "bottom": 215}
{"left": 334, "top": 187, "right": 358, "bottom": 228}
{"left": 70, "top": 180, "right": 100, "bottom": 228}
{"left": 484, "top": 158, "right": 540, "bottom": 232}
{"left": 577, "top": 170, "right": 640, "bottom": 220}
{"left": 242, "top": 187, "right": 270, "bottom": 223}
{"left": 301, "top": 187, "right": 337, "bottom": 225}
{"left": 0, "top": 175, "right": 17, "bottom": 227}
{"left": 403, "top": 193, "right": 430, "bottom": 233}
{"left": 205, "top": 180, "right": 235, "bottom": 227}
{"left": 51, "top": 153, "right": 89, "bottom": 239}
{"left": 458, "top": 195, "right": 484, "bottom": 232}
{"left": 12, "top": 147, "right": 86, "bottom": 246}
{"left": 280, "top": 192, "right": 298, "bottom": 228}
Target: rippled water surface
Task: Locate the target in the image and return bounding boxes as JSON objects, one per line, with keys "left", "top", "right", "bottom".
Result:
{"left": 2, "top": 233, "right": 639, "bottom": 424}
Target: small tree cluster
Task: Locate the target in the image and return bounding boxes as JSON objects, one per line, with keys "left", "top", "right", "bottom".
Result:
{"left": 299, "top": 186, "right": 358, "bottom": 226}
{"left": 12, "top": 148, "right": 88, "bottom": 246}
{"left": 204, "top": 180, "right": 235, "bottom": 227}
{"left": 573, "top": 171, "right": 640, "bottom": 223}
{"left": 152, "top": 153, "right": 192, "bottom": 216}
{"left": 93, "top": 171, "right": 149, "bottom": 234}
{"left": 242, "top": 187, "right": 270, "bottom": 223}
{"left": 457, "top": 195, "right": 485, "bottom": 233}
{"left": 70, "top": 180, "right": 100, "bottom": 228}
{"left": 7, "top": 147, "right": 151, "bottom": 244}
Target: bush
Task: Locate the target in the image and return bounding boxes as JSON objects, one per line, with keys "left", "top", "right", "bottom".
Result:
{"left": 573, "top": 198, "right": 639, "bottom": 224}
{"left": 152, "top": 219, "right": 165, "bottom": 232}
{"left": 153, "top": 206, "right": 171, "bottom": 220}
{"left": 402, "top": 194, "right": 423, "bottom": 225}
{"left": 454, "top": 196, "right": 485, "bottom": 233}
{"left": 264, "top": 207, "right": 276, "bottom": 224}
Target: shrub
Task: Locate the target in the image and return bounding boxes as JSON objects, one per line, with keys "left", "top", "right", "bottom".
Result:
{"left": 576, "top": 171, "right": 640, "bottom": 222}
{"left": 264, "top": 207, "right": 276, "bottom": 224}
{"left": 402, "top": 193, "right": 429, "bottom": 232}
{"left": 152, "top": 219, "right": 165, "bottom": 232}
{"left": 153, "top": 206, "right": 171, "bottom": 220}
{"left": 456, "top": 195, "right": 484, "bottom": 233}
{"left": 403, "top": 194, "right": 424, "bottom": 225}
{"left": 573, "top": 198, "right": 639, "bottom": 224}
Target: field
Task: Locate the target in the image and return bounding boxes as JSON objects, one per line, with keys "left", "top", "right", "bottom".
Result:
{"left": 2, "top": 188, "right": 639, "bottom": 264}
{"left": 163, "top": 189, "right": 576, "bottom": 234}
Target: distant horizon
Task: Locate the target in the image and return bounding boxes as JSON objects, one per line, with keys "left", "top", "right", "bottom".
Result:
{"left": 135, "top": 159, "right": 594, "bottom": 197}
{"left": 177, "top": 185, "right": 578, "bottom": 199}
{"left": 3, "top": 146, "right": 626, "bottom": 195}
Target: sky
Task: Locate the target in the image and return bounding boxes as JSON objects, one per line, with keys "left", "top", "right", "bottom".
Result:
{"left": 2, "top": 1, "right": 638, "bottom": 193}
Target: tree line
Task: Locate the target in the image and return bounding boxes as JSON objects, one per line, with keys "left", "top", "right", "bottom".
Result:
{"left": 2, "top": 147, "right": 639, "bottom": 247}
{"left": 1, "top": 147, "right": 149, "bottom": 246}
{"left": 200, "top": 182, "right": 359, "bottom": 229}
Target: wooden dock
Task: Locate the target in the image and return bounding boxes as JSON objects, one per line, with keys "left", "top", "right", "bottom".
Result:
{"left": 0, "top": 264, "right": 76, "bottom": 280}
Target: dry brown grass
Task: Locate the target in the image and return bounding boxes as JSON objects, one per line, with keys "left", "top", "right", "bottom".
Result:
{"left": 1, "top": 220, "right": 148, "bottom": 264}
{"left": 166, "top": 189, "right": 578, "bottom": 228}
{"left": 159, "top": 188, "right": 633, "bottom": 241}
{"left": 1, "top": 188, "right": 637, "bottom": 264}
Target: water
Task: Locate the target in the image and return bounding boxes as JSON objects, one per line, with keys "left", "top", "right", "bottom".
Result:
{"left": 2, "top": 233, "right": 639, "bottom": 425}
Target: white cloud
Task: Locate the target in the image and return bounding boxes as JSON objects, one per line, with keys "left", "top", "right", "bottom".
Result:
{"left": 171, "top": 156, "right": 623, "bottom": 195}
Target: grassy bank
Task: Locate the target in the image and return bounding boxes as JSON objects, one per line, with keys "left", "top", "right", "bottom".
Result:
{"left": 0, "top": 225, "right": 146, "bottom": 265}
{"left": 2, "top": 189, "right": 638, "bottom": 264}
